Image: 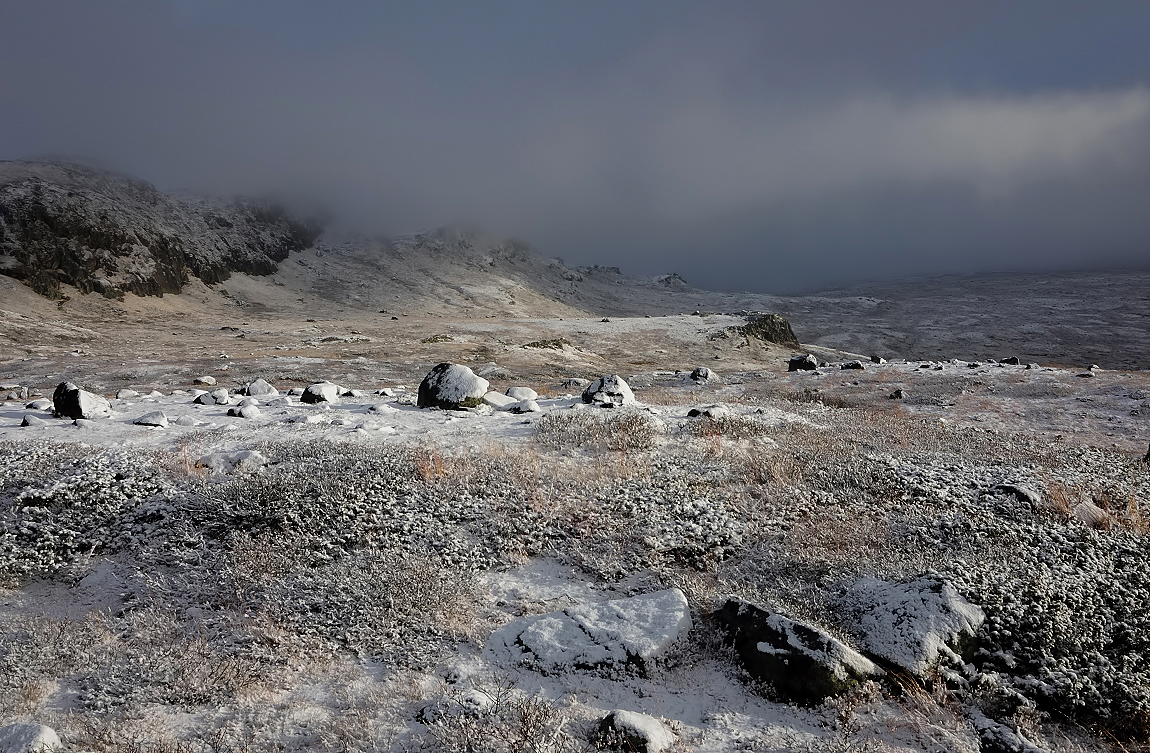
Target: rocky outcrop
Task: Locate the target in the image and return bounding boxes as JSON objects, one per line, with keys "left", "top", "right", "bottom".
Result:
{"left": 714, "top": 598, "right": 881, "bottom": 703}
{"left": 736, "top": 313, "right": 800, "bottom": 347}
{"left": 0, "top": 160, "right": 322, "bottom": 299}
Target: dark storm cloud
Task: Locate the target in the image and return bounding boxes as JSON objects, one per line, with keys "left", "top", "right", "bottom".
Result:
{"left": 2, "top": 1, "right": 1149, "bottom": 292}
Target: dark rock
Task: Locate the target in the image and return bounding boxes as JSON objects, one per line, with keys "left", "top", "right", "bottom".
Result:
{"left": 713, "top": 598, "right": 880, "bottom": 703}
{"left": 691, "top": 366, "right": 716, "bottom": 381}
{"left": 840, "top": 360, "right": 865, "bottom": 370}
{"left": 687, "top": 404, "right": 730, "bottom": 419}
{"left": 788, "top": 354, "right": 818, "bottom": 372}
{"left": 736, "top": 313, "right": 800, "bottom": 347}
{"left": 1000, "top": 356, "right": 1020, "bottom": 365}
{"left": 300, "top": 381, "right": 341, "bottom": 404}
{"left": 889, "top": 388, "right": 906, "bottom": 399}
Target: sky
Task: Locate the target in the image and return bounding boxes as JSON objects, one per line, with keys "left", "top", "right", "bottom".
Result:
{"left": 2, "top": 1, "right": 1149, "bottom": 293}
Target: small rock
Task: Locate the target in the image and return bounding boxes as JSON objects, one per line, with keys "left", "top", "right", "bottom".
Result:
{"left": 209, "top": 388, "right": 230, "bottom": 404}
{"left": 508, "top": 399, "right": 541, "bottom": 414}
{"left": 117, "top": 389, "right": 139, "bottom": 400}
{"left": 52, "top": 382, "right": 112, "bottom": 420}
{"left": 228, "top": 405, "right": 261, "bottom": 419}
{"left": 20, "top": 415, "right": 47, "bottom": 427}
{"left": 560, "top": 377, "right": 591, "bottom": 390}
{"left": 582, "top": 375, "right": 636, "bottom": 407}
{"left": 714, "top": 598, "right": 880, "bottom": 703}
{"left": 345, "top": 388, "right": 366, "bottom": 398}
{"left": 1073, "top": 501, "right": 1110, "bottom": 528}
{"left": 788, "top": 354, "right": 818, "bottom": 372}
{"left": 598, "top": 710, "right": 675, "bottom": 753}
{"left": 25, "top": 399, "right": 51, "bottom": 411}
{"left": 193, "top": 376, "right": 216, "bottom": 386}
{"left": 174, "top": 415, "right": 197, "bottom": 426}
{"left": 369, "top": 403, "right": 397, "bottom": 414}
{"left": 1000, "top": 356, "right": 1020, "bottom": 365}
{"left": 418, "top": 363, "right": 489, "bottom": 409}
{"left": 193, "top": 392, "right": 216, "bottom": 405}
{"left": 1076, "top": 371, "right": 1096, "bottom": 378}
{"left": 0, "top": 722, "right": 62, "bottom": 753}
{"left": 687, "top": 404, "right": 730, "bottom": 419}
{"left": 840, "top": 360, "right": 865, "bottom": 370}
{"left": 691, "top": 366, "right": 716, "bottom": 381}
{"left": 289, "top": 387, "right": 305, "bottom": 396}
{"left": 237, "top": 397, "right": 260, "bottom": 407}
{"left": 870, "top": 355, "right": 887, "bottom": 364}
{"left": 134, "top": 411, "right": 169, "bottom": 428}
{"left": 506, "top": 386, "right": 538, "bottom": 401}
{"left": 243, "top": 378, "right": 278, "bottom": 396}
{"left": 266, "top": 397, "right": 291, "bottom": 408}
{"left": 889, "top": 389, "right": 905, "bottom": 400}
{"left": 483, "top": 391, "right": 518, "bottom": 409}
{"left": 301, "top": 381, "right": 342, "bottom": 404}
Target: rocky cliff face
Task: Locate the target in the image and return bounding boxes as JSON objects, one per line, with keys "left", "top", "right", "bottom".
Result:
{"left": 0, "top": 161, "right": 321, "bottom": 299}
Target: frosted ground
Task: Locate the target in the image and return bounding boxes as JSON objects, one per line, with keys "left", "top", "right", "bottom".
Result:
{"left": 2, "top": 325, "right": 1149, "bottom": 751}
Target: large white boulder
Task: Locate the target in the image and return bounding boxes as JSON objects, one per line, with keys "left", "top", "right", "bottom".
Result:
{"left": 418, "top": 363, "right": 489, "bottom": 410}
{"left": 243, "top": 378, "right": 279, "bottom": 397}
{"left": 301, "top": 381, "right": 342, "bottom": 404}
{"left": 490, "top": 589, "right": 691, "bottom": 673}
{"left": 582, "top": 375, "right": 636, "bottom": 407}
{"left": 506, "top": 386, "right": 538, "bottom": 401}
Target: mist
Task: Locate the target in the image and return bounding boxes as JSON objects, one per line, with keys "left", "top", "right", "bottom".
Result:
{"left": 2, "top": 1, "right": 1149, "bottom": 293}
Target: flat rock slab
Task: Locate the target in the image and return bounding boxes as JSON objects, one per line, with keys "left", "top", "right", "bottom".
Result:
{"left": 490, "top": 588, "right": 691, "bottom": 673}
{"left": 844, "top": 577, "right": 985, "bottom": 678}
{"left": 714, "top": 598, "right": 880, "bottom": 704}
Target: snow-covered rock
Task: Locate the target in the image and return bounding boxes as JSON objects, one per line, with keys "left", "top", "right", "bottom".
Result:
{"left": 20, "top": 415, "right": 47, "bottom": 427}
{"left": 237, "top": 397, "right": 259, "bottom": 407}
{"left": 134, "top": 411, "right": 169, "bottom": 428}
{"left": 598, "top": 710, "right": 676, "bottom": 753}
{"left": 52, "top": 382, "right": 112, "bottom": 420}
{"left": 417, "top": 363, "right": 489, "bottom": 410}
{"left": 482, "top": 391, "right": 518, "bottom": 409}
{"left": 301, "top": 381, "right": 341, "bottom": 404}
{"left": 243, "top": 378, "right": 278, "bottom": 397}
{"left": 490, "top": 589, "right": 691, "bottom": 673}
{"left": 560, "top": 377, "right": 591, "bottom": 390}
{"left": 714, "top": 598, "right": 880, "bottom": 703}
{"left": 840, "top": 360, "right": 865, "bottom": 370}
{"left": 582, "top": 375, "right": 636, "bottom": 407}
{"left": 199, "top": 450, "right": 267, "bottom": 474}
{"left": 207, "top": 388, "right": 230, "bottom": 405}
{"left": 687, "top": 404, "right": 730, "bottom": 419}
{"left": 25, "top": 399, "right": 52, "bottom": 411}
{"left": 116, "top": 389, "right": 139, "bottom": 400}
{"left": 844, "top": 577, "right": 985, "bottom": 679}
{"left": 228, "top": 405, "right": 261, "bottom": 419}
{"left": 691, "top": 366, "right": 716, "bottom": 382}
{"left": 193, "top": 376, "right": 216, "bottom": 386}
{"left": 0, "top": 722, "right": 62, "bottom": 753}
{"left": 508, "top": 399, "right": 541, "bottom": 414}
{"left": 505, "top": 386, "right": 538, "bottom": 401}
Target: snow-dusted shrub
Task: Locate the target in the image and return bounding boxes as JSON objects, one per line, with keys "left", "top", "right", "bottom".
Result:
{"left": 533, "top": 410, "right": 658, "bottom": 452}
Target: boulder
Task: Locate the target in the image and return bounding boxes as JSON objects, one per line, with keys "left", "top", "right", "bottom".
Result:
{"left": 134, "top": 411, "right": 169, "bottom": 428}
{"left": 25, "top": 399, "right": 51, "bottom": 411}
{"left": 714, "top": 598, "right": 880, "bottom": 703}
{"left": 691, "top": 367, "right": 716, "bottom": 382}
{"left": 840, "top": 360, "right": 865, "bottom": 370}
{"left": 116, "top": 389, "right": 139, "bottom": 400}
{"left": 506, "top": 386, "right": 538, "bottom": 401}
{"left": 490, "top": 589, "right": 691, "bottom": 674}
{"left": 482, "top": 391, "right": 518, "bottom": 409}
{"left": 209, "top": 388, "right": 230, "bottom": 404}
{"left": 508, "top": 399, "right": 541, "bottom": 414}
{"left": 301, "top": 381, "right": 342, "bottom": 404}
{"left": 243, "top": 378, "right": 278, "bottom": 397}
{"left": 20, "top": 415, "right": 47, "bottom": 427}
{"left": 788, "top": 354, "right": 818, "bottom": 372}
{"left": 237, "top": 397, "right": 259, "bottom": 407}
{"left": 0, "top": 723, "right": 62, "bottom": 753}
{"left": 228, "top": 405, "right": 261, "bottom": 419}
{"left": 369, "top": 403, "right": 397, "bottom": 414}
{"left": 870, "top": 355, "right": 887, "bottom": 364}
{"left": 889, "top": 389, "right": 906, "bottom": 400}
{"left": 597, "top": 710, "right": 675, "bottom": 753}
{"left": 417, "top": 363, "right": 489, "bottom": 410}
{"left": 52, "top": 382, "right": 112, "bottom": 420}
{"left": 843, "top": 577, "right": 985, "bottom": 679}
{"left": 193, "top": 375, "right": 216, "bottom": 386}
{"left": 582, "top": 375, "right": 636, "bottom": 408}
{"left": 193, "top": 392, "right": 216, "bottom": 405}
{"left": 1000, "top": 356, "right": 1020, "bottom": 365}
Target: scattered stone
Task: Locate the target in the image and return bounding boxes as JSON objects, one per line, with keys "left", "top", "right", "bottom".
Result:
{"left": 174, "top": 416, "right": 197, "bottom": 426}
{"left": 301, "top": 381, "right": 342, "bottom": 404}
{"left": 20, "top": 415, "right": 47, "bottom": 427}
{"left": 52, "top": 382, "right": 112, "bottom": 420}
{"left": 199, "top": 450, "right": 267, "bottom": 473}
{"left": 508, "top": 399, "right": 541, "bottom": 414}
{"left": 990, "top": 483, "right": 1042, "bottom": 508}
{"left": 193, "top": 392, "right": 216, "bottom": 405}
{"left": 582, "top": 375, "right": 636, "bottom": 407}
{"left": 889, "top": 389, "right": 906, "bottom": 399}
{"left": 844, "top": 577, "right": 985, "bottom": 679}
{"left": 134, "top": 411, "right": 169, "bottom": 428}
{"left": 237, "top": 397, "right": 260, "bottom": 407}
{"left": 418, "top": 363, "right": 490, "bottom": 410}
{"left": 228, "top": 405, "right": 261, "bottom": 419}
{"left": 0, "top": 722, "right": 62, "bottom": 753}
{"left": 788, "top": 354, "right": 818, "bottom": 372}
{"left": 209, "top": 388, "right": 230, "bottom": 404}
{"left": 288, "top": 387, "right": 305, "bottom": 396}
{"left": 116, "top": 389, "right": 139, "bottom": 400}
{"left": 1076, "top": 371, "right": 1096, "bottom": 378}
{"left": 597, "top": 710, "right": 676, "bottom": 753}
{"left": 506, "top": 386, "right": 538, "bottom": 401}
{"left": 345, "top": 388, "right": 366, "bottom": 398}
{"left": 483, "top": 391, "right": 518, "bottom": 409}
{"left": 691, "top": 366, "right": 716, "bottom": 382}
{"left": 1073, "top": 501, "right": 1110, "bottom": 528}
{"left": 193, "top": 376, "right": 216, "bottom": 386}
{"left": 146, "top": 390, "right": 164, "bottom": 398}
{"left": 714, "top": 598, "right": 880, "bottom": 703}
{"left": 369, "top": 403, "right": 398, "bottom": 414}
{"left": 243, "top": 378, "right": 278, "bottom": 396}
{"left": 841, "top": 360, "right": 865, "bottom": 370}
{"left": 25, "top": 399, "right": 51, "bottom": 411}
{"left": 490, "top": 589, "right": 691, "bottom": 673}
{"left": 560, "top": 377, "right": 591, "bottom": 390}
{"left": 687, "top": 404, "right": 730, "bottom": 419}
{"left": 1000, "top": 356, "right": 1020, "bottom": 365}
{"left": 871, "top": 355, "right": 887, "bottom": 364}
{"left": 266, "top": 397, "right": 291, "bottom": 408}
